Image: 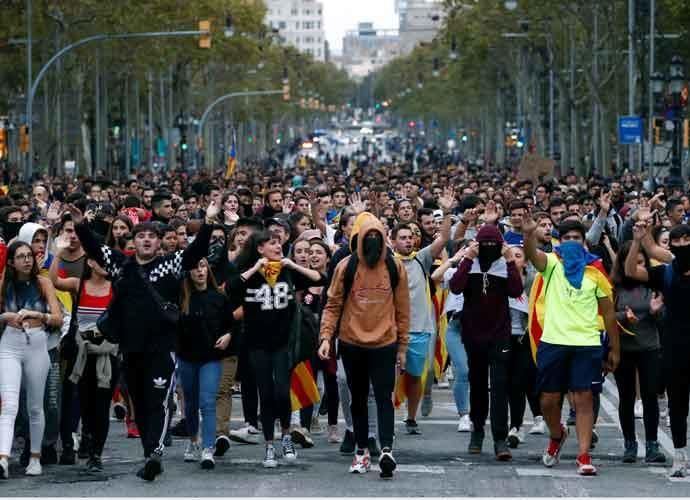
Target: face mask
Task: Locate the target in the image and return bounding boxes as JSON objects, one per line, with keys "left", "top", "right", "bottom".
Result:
{"left": 671, "top": 245, "right": 690, "bottom": 274}
{"left": 207, "top": 241, "right": 225, "bottom": 265}
{"left": 1, "top": 221, "right": 22, "bottom": 242}
{"left": 478, "top": 244, "right": 502, "bottom": 272}
{"left": 362, "top": 233, "right": 383, "bottom": 268}
{"left": 556, "top": 240, "right": 589, "bottom": 289}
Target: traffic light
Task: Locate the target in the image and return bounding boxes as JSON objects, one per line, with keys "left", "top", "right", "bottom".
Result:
{"left": 684, "top": 119, "right": 689, "bottom": 149}
{"left": 0, "top": 126, "right": 6, "bottom": 160}
{"left": 198, "top": 20, "right": 211, "bottom": 49}
{"left": 654, "top": 117, "right": 663, "bottom": 145}
{"left": 19, "top": 125, "right": 29, "bottom": 153}
{"left": 180, "top": 134, "right": 188, "bottom": 151}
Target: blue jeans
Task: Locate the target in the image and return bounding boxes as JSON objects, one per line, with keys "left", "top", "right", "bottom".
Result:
{"left": 445, "top": 316, "right": 469, "bottom": 414}
{"left": 177, "top": 358, "right": 222, "bottom": 449}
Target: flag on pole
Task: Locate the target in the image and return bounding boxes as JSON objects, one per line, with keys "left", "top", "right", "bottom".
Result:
{"left": 290, "top": 360, "right": 320, "bottom": 411}
{"left": 528, "top": 257, "right": 613, "bottom": 361}
{"left": 431, "top": 286, "right": 449, "bottom": 380}
{"left": 224, "top": 128, "right": 238, "bottom": 180}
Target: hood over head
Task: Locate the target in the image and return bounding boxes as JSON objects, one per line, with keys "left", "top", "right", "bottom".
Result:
{"left": 476, "top": 224, "right": 504, "bottom": 244}
{"left": 356, "top": 216, "right": 387, "bottom": 267}
{"left": 350, "top": 212, "right": 378, "bottom": 252}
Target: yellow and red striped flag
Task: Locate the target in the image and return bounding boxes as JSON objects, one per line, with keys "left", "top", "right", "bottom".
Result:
{"left": 394, "top": 358, "right": 429, "bottom": 409}
{"left": 528, "top": 258, "right": 613, "bottom": 361}
{"left": 431, "top": 287, "right": 449, "bottom": 380}
{"left": 290, "top": 360, "right": 320, "bottom": 411}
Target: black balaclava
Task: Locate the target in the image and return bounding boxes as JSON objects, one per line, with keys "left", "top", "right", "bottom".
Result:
{"left": 671, "top": 245, "right": 690, "bottom": 274}
{"left": 476, "top": 224, "right": 504, "bottom": 272}
{"left": 362, "top": 232, "right": 383, "bottom": 268}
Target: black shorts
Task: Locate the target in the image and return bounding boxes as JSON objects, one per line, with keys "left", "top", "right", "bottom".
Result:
{"left": 536, "top": 342, "right": 603, "bottom": 394}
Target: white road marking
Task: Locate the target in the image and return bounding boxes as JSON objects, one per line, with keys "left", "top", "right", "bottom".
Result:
{"left": 515, "top": 467, "right": 590, "bottom": 479}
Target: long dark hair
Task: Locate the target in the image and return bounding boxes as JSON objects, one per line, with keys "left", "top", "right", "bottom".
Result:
{"left": 288, "top": 212, "right": 312, "bottom": 243}
{"left": 180, "top": 259, "right": 221, "bottom": 315}
{"left": 334, "top": 210, "right": 354, "bottom": 244}
{"left": 612, "top": 240, "right": 650, "bottom": 289}
{"left": 0, "top": 241, "right": 41, "bottom": 310}
{"left": 235, "top": 230, "right": 272, "bottom": 272}
{"left": 106, "top": 215, "right": 134, "bottom": 247}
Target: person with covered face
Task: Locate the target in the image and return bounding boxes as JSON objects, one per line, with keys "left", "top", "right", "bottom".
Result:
{"left": 319, "top": 215, "right": 410, "bottom": 480}
{"left": 624, "top": 221, "right": 690, "bottom": 477}
{"left": 448, "top": 224, "right": 523, "bottom": 461}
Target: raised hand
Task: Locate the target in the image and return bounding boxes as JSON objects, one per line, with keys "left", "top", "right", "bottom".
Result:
{"left": 206, "top": 200, "right": 220, "bottom": 221}
{"left": 650, "top": 291, "right": 664, "bottom": 315}
{"left": 625, "top": 306, "right": 639, "bottom": 325}
{"left": 464, "top": 241, "right": 479, "bottom": 260}
{"left": 599, "top": 192, "right": 611, "bottom": 215}
{"left": 349, "top": 192, "right": 366, "bottom": 214}
{"left": 521, "top": 213, "right": 537, "bottom": 235}
{"left": 438, "top": 187, "right": 456, "bottom": 212}
{"left": 46, "top": 202, "right": 62, "bottom": 224}
{"left": 632, "top": 221, "right": 647, "bottom": 241}
{"left": 482, "top": 200, "right": 499, "bottom": 225}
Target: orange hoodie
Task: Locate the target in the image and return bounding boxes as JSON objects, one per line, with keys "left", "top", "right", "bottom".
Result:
{"left": 320, "top": 216, "right": 410, "bottom": 356}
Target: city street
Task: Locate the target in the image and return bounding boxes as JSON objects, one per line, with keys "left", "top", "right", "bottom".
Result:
{"left": 3, "top": 378, "right": 689, "bottom": 497}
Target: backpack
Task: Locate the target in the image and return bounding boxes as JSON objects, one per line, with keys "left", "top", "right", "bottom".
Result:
{"left": 342, "top": 249, "right": 401, "bottom": 300}
{"left": 284, "top": 269, "right": 319, "bottom": 370}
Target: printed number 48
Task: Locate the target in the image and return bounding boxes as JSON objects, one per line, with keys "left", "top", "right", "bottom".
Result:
{"left": 255, "top": 283, "right": 290, "bottom": 310}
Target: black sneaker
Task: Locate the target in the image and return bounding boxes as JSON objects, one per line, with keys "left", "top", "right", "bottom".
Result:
{"left": 112, "top": 402, "right": 127, "bottom": 421}
{"left": 140, "top": 455, "right": 163, "bottom": 481}
{"left": 378, "top": 447, "right": 396, "bottom": 480}
{"left": 40, "top": 445, "right": 58, "bottom": 465}
{"left": 340, "top": 430, "right": 355, "bottom": 455}
{"left": 404, "top": 419, "right": 421, "bottom": 435}
{"left": 87, "top": 455, "right": 103, "bottom": 473}
{"left": 214, "top": 435, "right": 231, "bottom": 457}
{"left": 171, "top": 419, "right": 189, "bottom": 438}
{"left": 468, "top": 430, "right": 484, "bottom": 454}
{"left": 367, "top": 437, "right": 381, "bottom": 457}
{"left": 645, "top": 440, "right": 667, "bottom": 464}
{"left": 494, "top": 440, "right": 512, "bottom": 462}
{"left": 623, "top": 439, "right": 637, "bottom": 463}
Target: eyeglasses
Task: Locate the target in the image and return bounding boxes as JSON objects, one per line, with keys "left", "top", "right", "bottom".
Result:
{"left": 14, "top": 254, "right": 33, "bottom": 261}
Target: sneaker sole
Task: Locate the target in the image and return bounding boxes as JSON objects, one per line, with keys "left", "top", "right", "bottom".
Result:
{"left": 578, "top": 467, "right": 597, "bottom": 476}
{"left": 283, "top": 453, "right": 298, "bottom": 461}
{"left": 543, "top": 427, "right": 568, "bottom": 467}
{"left": 263, "top": 461, "right": 278, "bottom": 468}
{"left": 290, "top": 430, "right": 314, "bottom": 449}
{"left": 379, "top": 455, "right": 396, "bottom": 479}
{"left": 184, "top": 456, "right": 198, "bottom": 462}
{"left": 349, "top": 466, "right": 368, "bottom": 474}
{"left": 496, "top": 452, "right": 512, "bottom": 462}
{"left": 215, "top": 437, "right": 230, "bottom": 457}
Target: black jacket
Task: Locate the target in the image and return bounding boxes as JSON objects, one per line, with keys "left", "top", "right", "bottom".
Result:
{"left": 177, "top": 288, "right": 235, "bottom": 363}
{"left": 76, "top": 222, "right": 212, "bottom": 353}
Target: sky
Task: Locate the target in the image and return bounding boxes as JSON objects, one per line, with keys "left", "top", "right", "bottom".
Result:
{"left": 322, "top": 0, "right": 398, "bottom": 55}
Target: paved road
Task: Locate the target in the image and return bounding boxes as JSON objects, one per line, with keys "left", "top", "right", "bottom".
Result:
{"left": 3, "top": 376, "right": 690, "bottom": 497}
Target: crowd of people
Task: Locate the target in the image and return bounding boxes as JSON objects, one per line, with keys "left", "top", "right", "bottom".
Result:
{"left": 0, "top": 155, "right": 689, "bottom": 482}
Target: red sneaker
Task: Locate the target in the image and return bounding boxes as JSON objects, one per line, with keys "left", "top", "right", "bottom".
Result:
{"left": 576, "top": 453, "right": 597, "bottom": 476}
{"left": 127, "top": 420, "right": 140, "bottom": 439}
{"left": 542, "top": 424, "right": 568, "bottom": 467}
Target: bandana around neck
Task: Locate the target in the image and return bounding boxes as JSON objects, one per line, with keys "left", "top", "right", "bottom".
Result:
{"left": 554, "top": 241, "right": 599, "bottom": 289}
{"left": 259, "top": 261, "right": 283, "bottom": 287}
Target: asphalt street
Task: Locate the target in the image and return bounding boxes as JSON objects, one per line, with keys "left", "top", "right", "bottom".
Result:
{"left": 3, "top": 376, "right": 690, "bottom": 497}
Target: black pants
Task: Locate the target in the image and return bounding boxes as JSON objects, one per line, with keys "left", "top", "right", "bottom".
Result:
{"left": 613, "top": 349, "right": 660, "bottom": 442}
{"left": 249, "top": 349, "right": 291, "bottom": 442}
{"left": 339, "top": 341, "right": 396, "bottom": 450}
{"left": 300, "top": 356, "right": 339, "bottom": 428}
{"left": 238, "top": 347, "right": 259, "bottom": 429}
{"left": 465, "top": 338, "right": 510, "bottom": 442}
{"left": 79, "top": 354, "right": 119, "bottom": 456}
{"left": 665, "top": 345, "right": 690, "bottom": 448}
{"left": 507, "top": 335, "right": 541, "bottom": 429}
{"left": 59, "top": 356, "right": 81, "bottom": 451}
{"left": 124, "top": 352, "right": 176, "bottom": 457}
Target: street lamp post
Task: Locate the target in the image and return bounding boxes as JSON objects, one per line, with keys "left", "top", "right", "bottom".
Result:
{"left": 24, "top": 28, "right": 209, "bottom": 182}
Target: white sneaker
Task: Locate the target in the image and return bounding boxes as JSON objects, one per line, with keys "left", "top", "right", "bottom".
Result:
{"left": 349, "top": 450, "right": 371, "bottom": 474}
{"left": 327, "top": 425, "right": 339, "bottom": 444}
{"left": 634, "top": 399, "right": 643, "bottom": 419}
{"left": 229, "top": 425, "right": 260, "bottom": 444}
{"left": 184, "top": 441, "right": 201, "bottom": 462}
{"left": 0, "top": 457, "right": 8, "bottom": 479}
{"left": 529, "top": 416, "right": 547, "bottom": 435}
{"left": 507, "top": 427, "right": 525, "bottom": 448}
{"left": 671, "top": 449, "right": 689, "bottom": 478}
{"left": 200, "top": 448, "right": 215, "bottom": 469}
{"left": 282, "top": 434, "right": 297, "bottom": 461}
{"left": 457, "top": 414, "right": 472, "bottom": 433}
{"left": 263, "top": 445, "right": 277, "bottom": 468}
{"left": 25, "top": 457, "right": 42, "bottom": 476}
{"left": 446, "top": 366, "right": 454, "bottom": 382}
{"left": 659, "top": 397, "right": 669, "bottom": 418}
{"left": 667, "top": 414, "right": 672, "bottom": 428}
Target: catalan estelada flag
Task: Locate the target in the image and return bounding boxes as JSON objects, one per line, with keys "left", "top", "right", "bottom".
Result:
{"left": 290, "top": 360, "right": 320, "bottom": 411}
{"left": 528, "top": 257, "right": 613, "bottom": 361}
{"left": 431, "top": 286, "right": 449, "bottom": 380}
{"left": 224, "top": 130, "right": 238, "bottom": 180}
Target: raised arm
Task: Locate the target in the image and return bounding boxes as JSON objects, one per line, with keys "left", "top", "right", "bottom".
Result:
{"left": 48, "top": 237, "right": 80, "bottom": 293}
{"left": 521, "top": 214, "right": 547, "bottom": 272}
{"left": 625, "top": 222, "right": 650, "bottom": 282}
{"left": 430, "top": 187, "right": 456, "bottom": 259}
{"left": 180, "top": 223, "right": 213, "bottom": 272}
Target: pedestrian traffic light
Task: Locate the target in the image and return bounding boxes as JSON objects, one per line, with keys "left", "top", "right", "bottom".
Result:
{"left": 0, "top": 126, "right": 6, "bottom": 160}
{"left": 180, "top": 134, "right": 188, "bottom": 151}
{"left": 19, "top": 125, "right": 29, "bottom": 153}
{"left": 199, "top": 21, "right": 211, "bottom": 49}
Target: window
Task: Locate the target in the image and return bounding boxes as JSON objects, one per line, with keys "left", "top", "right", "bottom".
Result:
{"left": 295, "top": 21, "right": 300, "bottom": 29}
{"left": 304, "top": 9, "right": 311, "bottom": 15}
{"left": 317, "top": 48, "right": 322, "bottom": 57}
{"left": 317, "top": 21, "right": 321, "bottom": 29}
{"left": 295, "top": 36, "right": 300, "bottom": 43}
{"left": 291, "top": 8, "right": 298, "bottom": 15}
{"left": 279, "top": 21, "right": 286, "bottom": 29}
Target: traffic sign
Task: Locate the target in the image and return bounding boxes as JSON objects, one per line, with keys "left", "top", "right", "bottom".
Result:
{"left": 618, "top": 116, "right": 643, "bottom": 145}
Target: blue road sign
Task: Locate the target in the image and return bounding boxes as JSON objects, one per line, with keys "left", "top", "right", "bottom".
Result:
{"left": 619, "top": 116, "right": 643, "bottom": 145}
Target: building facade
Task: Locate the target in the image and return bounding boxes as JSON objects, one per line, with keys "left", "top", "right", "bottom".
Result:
{"left": 264, "top": 0, "right": 326, "bottom": 61}
{"left": 399, "top": 0, "right": 444, "bottom": 56}
{"left": 340, "top": 23, "right": 402, "bottom": 80}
